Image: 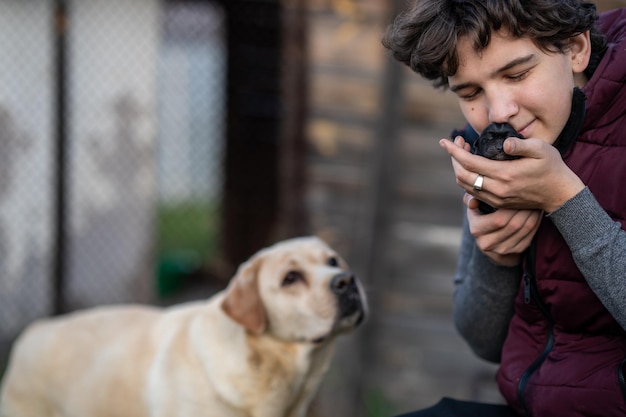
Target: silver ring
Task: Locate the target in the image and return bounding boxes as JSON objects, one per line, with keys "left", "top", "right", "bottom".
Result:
{"left": 473, "top": 174, "right": 484, "bottom": 191}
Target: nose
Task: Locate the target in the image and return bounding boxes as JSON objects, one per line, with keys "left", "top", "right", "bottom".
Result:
{"left": 330, "top": 273, "right": 355, "bottom": 295}
{"left": 487, "top": 90, "right": 518, "bottom": 124}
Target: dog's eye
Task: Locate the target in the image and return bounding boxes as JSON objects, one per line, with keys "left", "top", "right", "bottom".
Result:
{"left": 282, "top": 271, "right": 304, "bottom": 287}
{"left": 327, "top": 257, "right": 339, "bottom": 267}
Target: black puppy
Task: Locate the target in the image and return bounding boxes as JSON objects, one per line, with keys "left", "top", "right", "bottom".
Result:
{"left": 472, "top": 122, "right": 523, "bottom": 161}
{"left": 472, "top": 123, "right": 523, "bottom": 214}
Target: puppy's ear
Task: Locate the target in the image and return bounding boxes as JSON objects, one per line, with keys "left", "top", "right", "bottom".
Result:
{"left": 221, "top": 256, "right": 266, "bottom": 335}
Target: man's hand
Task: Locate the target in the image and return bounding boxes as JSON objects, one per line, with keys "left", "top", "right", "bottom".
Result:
{"left": 440, "top": 136, "right": 585, "bottom": 214}
{"left": 464, "top": 193, "right": 542, "bottom": 266}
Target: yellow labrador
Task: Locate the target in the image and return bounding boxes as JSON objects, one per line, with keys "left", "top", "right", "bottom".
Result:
{"left": 0, "top": 236, "right": 367, "bottom": 417}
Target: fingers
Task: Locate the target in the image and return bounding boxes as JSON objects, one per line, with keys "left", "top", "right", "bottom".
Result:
{"left": 463, "top": 193, "right": 480, "bottom": 210}
{"left": 443, "top": 135, "right": 571, "bottom": 212}
{"left": 501, "top": 210, "right": 542, "bottom": 252}
{"left": 469, "top": 209, "right": 542, "bottom": 258}
{"left": 440, "top": 137, "right": 493, "bottom": 192}
{"left": 503, "top": 137, "right": 548, "bottom": 159}
{"left": 442, "top": 136, "right": 553, "bottom": 209}
{"left": 440, "top": 137, "right": 479, "bottom": 169}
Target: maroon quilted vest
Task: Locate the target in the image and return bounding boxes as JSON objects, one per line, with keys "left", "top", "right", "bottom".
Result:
{"left": 496, "top": 9, "right": 626, "bottom": 416}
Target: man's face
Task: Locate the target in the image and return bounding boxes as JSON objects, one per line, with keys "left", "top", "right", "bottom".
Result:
{"left": 448, "top": 30, "right": 584, "bottom": 143}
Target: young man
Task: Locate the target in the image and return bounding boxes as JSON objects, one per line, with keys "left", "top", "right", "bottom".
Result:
{"left": 383, "top": 1, "right": 626, "bottom": 416}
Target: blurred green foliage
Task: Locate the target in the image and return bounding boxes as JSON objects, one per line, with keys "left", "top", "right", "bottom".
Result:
{"left": 366, "top": 389, "right": 397, "bottom": 417}
{"left": 156, "top": 200, "right": 220, "bottom": 297}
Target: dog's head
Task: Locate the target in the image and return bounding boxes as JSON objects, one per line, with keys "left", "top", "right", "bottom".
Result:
{"left": 221, "top": 236, "right": 368, "bottom": 344}
{"left": 472, "top": 122, "right": 523, "bottom": 161}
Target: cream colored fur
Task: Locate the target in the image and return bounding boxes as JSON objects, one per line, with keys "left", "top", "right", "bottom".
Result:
{"left": 0, "top": 236, "right": 367, "bottom": 417}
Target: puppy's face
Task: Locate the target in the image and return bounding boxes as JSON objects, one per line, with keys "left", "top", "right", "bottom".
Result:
{"left": 472, "top": 122, "right": 523, "bottom": 161}
{"left": 221, "top": 237, "right": 368, "bottom": 343}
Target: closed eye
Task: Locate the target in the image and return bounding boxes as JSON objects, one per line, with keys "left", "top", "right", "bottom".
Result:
{"left": 282, "top": 271, "right": 305, "bottom": 287}
{"left": 506, "top": 69, "right": 530, "bottom": 82}
{"left": 459, "top": 88, "right": 482, "bottom": 101}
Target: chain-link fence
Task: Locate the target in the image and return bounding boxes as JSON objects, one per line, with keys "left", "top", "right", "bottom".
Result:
{"left": 0, "top": 0, "right": 226, "bottom": 357}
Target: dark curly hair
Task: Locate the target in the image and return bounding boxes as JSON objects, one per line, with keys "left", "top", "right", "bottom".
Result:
{"left": 382, "top": 0, "right": 607, "bottom": 89}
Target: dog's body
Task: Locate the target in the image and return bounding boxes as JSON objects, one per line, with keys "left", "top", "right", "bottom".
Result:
{"left": 0, "top": 237, "right": 367, "bottom": 417}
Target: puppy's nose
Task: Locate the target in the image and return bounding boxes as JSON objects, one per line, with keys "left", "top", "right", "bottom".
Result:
{"left": 330, "top": 273, "right": 355, "bottom": 295}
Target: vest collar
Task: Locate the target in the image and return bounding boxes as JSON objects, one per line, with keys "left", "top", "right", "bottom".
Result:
{"left": 553, "top": 87, "right": 587, "bottom": 156}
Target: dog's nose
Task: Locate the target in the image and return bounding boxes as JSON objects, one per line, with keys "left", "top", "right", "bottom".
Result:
{"left": 330, "top": 273, "right": 355, "bottom": 295}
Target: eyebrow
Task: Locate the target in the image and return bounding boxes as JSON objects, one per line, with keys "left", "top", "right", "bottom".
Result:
{"left": 450, "top": 54, "right": 536, "bottom": 93}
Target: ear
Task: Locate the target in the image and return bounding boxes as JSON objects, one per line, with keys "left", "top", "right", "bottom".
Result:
{"left": 570, "top": 30, "right": 592, "bottom": 74}
{"left": 221, "top": 256, "right": 267, "bottom": 335}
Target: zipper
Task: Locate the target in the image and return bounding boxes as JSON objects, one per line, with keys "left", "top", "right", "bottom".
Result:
{"left": 618, "top": 358, "right": 626, "bottom": 400}
{"left": 516, "top": 240, "right": 555, "bottom": 416}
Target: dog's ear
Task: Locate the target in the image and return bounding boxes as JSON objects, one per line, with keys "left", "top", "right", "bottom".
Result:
{"left": 221, "top": 255, "right": 267, "bottom": 335}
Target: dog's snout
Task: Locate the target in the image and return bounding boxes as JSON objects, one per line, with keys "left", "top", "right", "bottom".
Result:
{"left": 331, "top": 273, "right": 355, "bottom": 295}
{"left": 330, "top": 272, "right": 366, "bottom": 326}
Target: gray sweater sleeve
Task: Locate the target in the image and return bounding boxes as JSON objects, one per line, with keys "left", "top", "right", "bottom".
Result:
{"left": 548, "top": 187, "right": 626, "bottom": 329}
{"left": 452, "top": 213, "right": 522, "bottom": 363}
{"left": 453, "top": 187, "right": 626, "bottom": 364}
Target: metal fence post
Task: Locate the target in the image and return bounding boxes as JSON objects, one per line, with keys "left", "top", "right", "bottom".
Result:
{"left": 52, "top": 0, "right": 69, "bottom": 316}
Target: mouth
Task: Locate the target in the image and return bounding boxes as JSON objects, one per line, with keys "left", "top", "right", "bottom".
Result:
{"left": 337, "top": 278, "right": 366, "bottom": 316}
{"left": 309, "top": 305, "right": 365, "bottom": 344}
{"left": 307, "top": 289, "right": 367, "bottom": 345}
{"left": 324, "top": 272, "right": 368, "bottom": 336}
{"left": 517, "top": 119, "right": 535, "bottom": 138}
{"left": 335, "top": 290, "right": 367, "bottom": 331}
{"left": 311, "top": 335, "right": 328, "bottom": 344}
{"left": 340, "top": 292, "right": 363, "bottom": 317}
